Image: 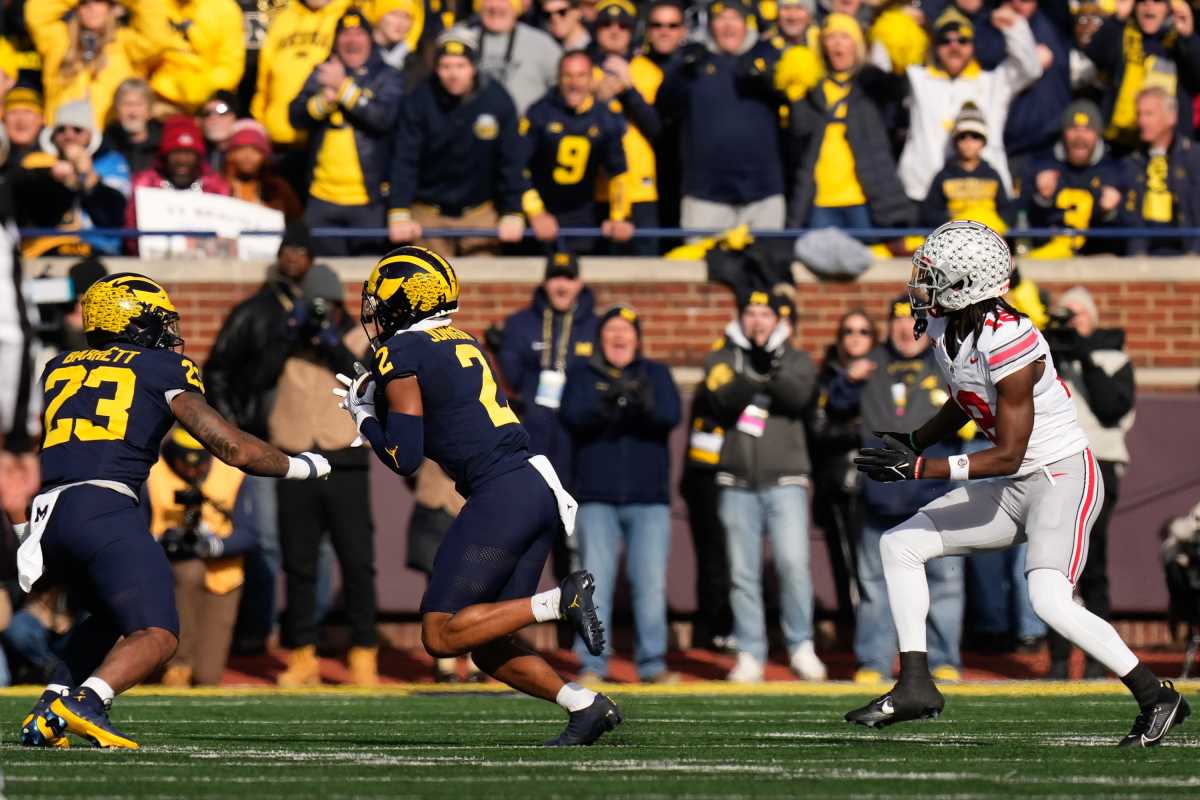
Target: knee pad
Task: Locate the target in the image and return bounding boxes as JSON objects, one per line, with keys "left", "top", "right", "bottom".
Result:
{"left": 879, "top": 515, "right": 944, "bottom": 569}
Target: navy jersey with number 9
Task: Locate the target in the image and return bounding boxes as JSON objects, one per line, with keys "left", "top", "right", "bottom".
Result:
{"left": 371, "top": 325, "right": 530, "bottom": 495}
{"left": 39, "top": 344, "right": 206, "bottom": 494}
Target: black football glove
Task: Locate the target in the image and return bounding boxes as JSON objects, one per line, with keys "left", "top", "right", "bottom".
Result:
{"left": 854, "top": 447, "right": 919, "bottom": 482}
{"left": 873, "top": 430, "right": 923, "bottom": 454}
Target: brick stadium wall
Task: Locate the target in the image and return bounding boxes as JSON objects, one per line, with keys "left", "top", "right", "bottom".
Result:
{"left": 35, "top": 256, "right": 1198, "bottom": 386}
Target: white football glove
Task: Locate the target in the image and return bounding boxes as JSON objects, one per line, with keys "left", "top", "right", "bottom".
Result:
{"left": 333, "top": 363, "right": 376, "bottom": 446}
{"left": 286, "top": 451, "right": 332, "bottom": 480}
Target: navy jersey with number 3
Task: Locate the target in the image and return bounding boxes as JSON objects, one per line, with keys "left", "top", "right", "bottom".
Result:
{"left": 39, "top": 345, "right": 206, "bottom": 494}
{"left": 371, "top": 325, "right": 529, "bottom": 495}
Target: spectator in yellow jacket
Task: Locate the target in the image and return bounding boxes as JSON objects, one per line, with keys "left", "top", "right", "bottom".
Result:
{"left": 251, "top": 0, "right": 353, "bottom": 149}
{"left": 25, "top": 0, "right": 170, "bottom": 130}
{"left": 150, "top": 0, "right": 246, "bottom": 114}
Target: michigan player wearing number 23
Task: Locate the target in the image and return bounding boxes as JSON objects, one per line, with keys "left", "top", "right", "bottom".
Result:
{"left": 845, "top": 221, "right": 1189, "bottom": 748}
{"left": 335, "top": 246, "right": 620, "bottom": 746}
{"left": 12, "top": 273, "right": 331, "bottom": 751}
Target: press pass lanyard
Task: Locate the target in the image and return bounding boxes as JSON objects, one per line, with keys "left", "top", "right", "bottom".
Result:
{"left": 541, "top": 308, "right": 574, "bottom": 372}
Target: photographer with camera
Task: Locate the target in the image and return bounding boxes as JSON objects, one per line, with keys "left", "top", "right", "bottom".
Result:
{"left": 1042, "top": 285, "right": 1135, "bottom": 679}
{"left": 560, "top": 305, "right": 681, "bottom": 684}
{"left": 146, "top": 428, "right": 253, "bottom": 686}
{"left": 267, "top": 265, "right": 378, "bottom": 687}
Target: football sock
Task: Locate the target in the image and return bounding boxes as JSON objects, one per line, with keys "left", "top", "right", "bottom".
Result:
{"left": 1121, "top": 663, "right": 1162, "bottom": 709}
{"left": 1026, "top": 569, "right": 1138, "bottom": 677}
{"left": 80, "top": 677, "right": 115, "bottom": 706}
{"left": 531, "top": 588, "right": 563, "bottom": 623}
{"left": 45, "top": 684, "right": 69, "bottom": 697}
{"left": 556, "top": 682, "right": 597, "bottom": 713}
{"left": 879, "top": 517, "right": 945, "bottom": 654}
{"left": 897, "top": 651, "right": 932, "bottom": 684}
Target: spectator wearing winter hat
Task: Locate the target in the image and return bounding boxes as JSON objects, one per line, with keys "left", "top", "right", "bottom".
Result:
{"left": 25, "top": 0, "right": 170, "bottom": 130}
{"left": 918, "top": 101, "right": 1015, "bottom": 233}
{"left": 560, "top": 304, "right": 682, "bottom": 684}
{"left": 14, "top": 98, "right": 130, "bottom": 258}
{"left": 464, "top": 0, "right": 561, "bottom": 115}
{"left": 3, "top": 87, "right": 44, "bottom": 167}
{"left": 388, "top": 30, "right": 526, "bottom": 255}
{"left": 1024, "top": 99, "right": 1127, "bottom": 258}
{"left": 199, "top": 90, "right": 239, "bottom": 173}
{"left": 788, "top": 13, "right": 914, "bottom": 232}
{"left": 151, "top": 0, "right": 246, "bottom": 114}
{"left": 126, "top": 114, "right": 232, "bottom": 239}
{"left": 898, "top": 5, "right": 1042, "bottom": 202}
{"left": 102, "top": 78, "right": 163, "bottom": 174}
{"left": 369, "top": 0, "right": 430, "bottom": 78}
{"left": 222, "top": 119, "right": 304, "bottom": 221}
{"left": 694, "top": 286, "right": 825, "bottom": 684}
{"left": 657, "top": 0, "right": 788, "bottom": 233}
{"left": 290, "top": 8, "right": 406, "bottom": 256}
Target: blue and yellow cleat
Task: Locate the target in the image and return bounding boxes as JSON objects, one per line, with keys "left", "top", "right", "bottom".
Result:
{"left": 50, "top": 690, "right": 139, "bottom": 750}
{"left": 20, "top": 689, "right": 70, "bottom": 748}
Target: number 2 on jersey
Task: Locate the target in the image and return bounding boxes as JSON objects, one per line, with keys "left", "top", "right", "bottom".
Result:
{"left": 43, "top": 365, "right": 137, "bottom": 448}
{"left": 456, "top": 344, "right": 519, "bottom": 428}
{"left": 955, "top": 389, "right": 997, "bottom": 442}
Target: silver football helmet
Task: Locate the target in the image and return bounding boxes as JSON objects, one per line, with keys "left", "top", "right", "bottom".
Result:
{"left": 908, "top": 220, "right": 1013, "bottom": 313}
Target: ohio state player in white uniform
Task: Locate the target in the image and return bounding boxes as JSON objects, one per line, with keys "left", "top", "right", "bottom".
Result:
{"left": 844, "top": 221, "right": 1189, "bottom": 748}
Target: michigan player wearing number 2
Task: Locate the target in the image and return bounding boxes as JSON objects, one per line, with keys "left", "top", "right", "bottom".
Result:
{"left": 335, "top": 246, "right": 620, "bottom": 746}
{"left": 12, "top": 274, "right": 331, "bottom": 750}
{"left": 845, "top": 221, "right": 1189, "bottom": 748}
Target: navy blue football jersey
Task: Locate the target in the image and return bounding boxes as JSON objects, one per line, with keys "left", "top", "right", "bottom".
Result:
{"left": 371, "top": 325, "right": 530, "bottom": 495}
{"left": 39, "top": 345, "right": 206, "bottom": 494}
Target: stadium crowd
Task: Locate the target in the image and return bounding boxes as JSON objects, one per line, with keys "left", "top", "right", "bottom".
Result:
{"left": 0, "top": 0, "right": 1196, "bottom": 256}
{"left": 0, "top": 0, "right": 1166, "bottom": 687}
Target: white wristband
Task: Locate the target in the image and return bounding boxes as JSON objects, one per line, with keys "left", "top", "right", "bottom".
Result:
{"left": 286, "top": 455, "right": 315, "bottom": 479}
{"left": 949, "top": 454, "right": 970, "bottom": 481}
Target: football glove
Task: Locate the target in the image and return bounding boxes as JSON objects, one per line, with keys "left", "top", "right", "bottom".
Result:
{"left": 333, "top": 363, "right": 376, "bottom": 445}
{"left": 854, "top": 447, "right": 921, "bottom": 482}
{"left": 874, "top": 430, "right": 923, "bottom": 454}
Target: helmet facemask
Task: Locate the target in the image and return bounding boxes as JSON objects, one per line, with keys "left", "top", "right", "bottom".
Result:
{"left": 909, "top": 221, "right": 1013, "bottom": 315}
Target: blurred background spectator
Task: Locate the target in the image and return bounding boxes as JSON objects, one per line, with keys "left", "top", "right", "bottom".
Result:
{"left": 151, "top": 0, "right": 246, "bottom": 115}
{"left": 562, "top": 305, "right": 681, "bottom": 684}
{"left": 102, "top": 78, "right": 163, "bottom": 173}
{"left": 1025, "top": 99, "right": 1127, "bottom": 258}
{"left": 852, "top": 298, "right": 967, "bottom": 683}
{"left": 200, "top": 89, "right": 239, "bottom": 172}
{"left": 1001, "top": 0, "right": 1073, "bottom": 181}
{"left": 290, "top": 9, "right": 404, "bottom": 255}
{"left": 542, "top": 0, "right": 591, "bottom": 51}
{"left": 788, "top": 13, "right": 914, "bottom": 232}
{"left": 148, "top": 428, "right": 256, "bottom": 686}
{"left": 496, "top": 250, "right": 597, "bottom": 579}
{"left": 699, "top": 288, "right": 825, "bottom": 683}
{"left": 369, "top": 0, "right": 430, "bottom": 77}
{"left": 466, "top": 0, "right": 561, "bottom": 116}
{"left": 222, "top": 119, "right": 304, "bottom": 220}
{"left": 521, "top": 49, "right": 633, "bottom": 252}
{"left": 658, "top": 0, "right": 788, "bottom": 232}
{"left": 387, "top": 30, "right": 526, "bottom": 255}
{"left": 26, "top": 0, "right": 169, "bottom": 131}
{"left": 16, "top": 99, "right": 129, "bottom": 258}
{"left": 1084, "top": 0, "right": 1200, "bottom": 151}
{"left": 638, "top": 0, "right": 687, "bottom": 237}
{"left": 809, "top": 308, "right": 877, "bottom": 642}
{"left": 1124, "top": 85, "right": 1200, "bottom": 255}
{"left": 773, "top": 0, "right": 821, "bottom": 103}
{"left": 1043, "top": 286, "right": 1135, "bottom": 678}
{"left": 919, "top": 102, "right": 1015, "bottom": 233}
{"left": 4, "top": 86, "right": 45, "bottom": 166}
{"left": 269, "top": 265, "right": 378, "bottom": 687}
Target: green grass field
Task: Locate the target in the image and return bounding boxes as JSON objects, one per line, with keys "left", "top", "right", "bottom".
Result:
{"left": 1, "top": 683, "right": 1198, "bottom": 799}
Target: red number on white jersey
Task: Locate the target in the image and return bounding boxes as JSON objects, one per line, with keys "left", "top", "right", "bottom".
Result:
{"left": 956, "top": 389, "right": 997, "bottom": 442}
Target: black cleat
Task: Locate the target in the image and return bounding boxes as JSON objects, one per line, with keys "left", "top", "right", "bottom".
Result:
{"left": 845, "top": 679, "right": 945, "bottom": 729}
{"left": 1118, "top": 680, "right": 1190, "bottom": 748}
{"left": 560, "top": 570, "right": 605, "bottom": 657}
{"left": 545, "top": 693, "right": 622, "bottom": 746}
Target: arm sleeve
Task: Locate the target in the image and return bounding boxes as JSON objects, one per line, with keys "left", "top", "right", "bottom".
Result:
{"left": 986, "top": 317, "right": 1042, "bottom": 383}
{"left": 339, "top": 69, "right": 405, "bottom": 135}
{"left": 388, "top": 96, "right": 422, "bottom": 214}
{"left": 361, "top": 411, "right": 425, "bottom": 476}
{"left": 997, "top": 15, "right": 1044, "bottom": 96}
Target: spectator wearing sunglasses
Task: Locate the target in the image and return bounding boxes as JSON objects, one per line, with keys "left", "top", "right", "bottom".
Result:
{"left": 919, "top": 102, "right": 1014, "bottom": 233}
{"left": 541, "top": 0, "right": 591, "bottom": 52}
{"left": 640, "top": 1, "right": 688, "bottom": 233}
{"left": 897, "top": 6, "right": 1041, "bottom": 203}
{"left": 1084, "top": 0, "right": 1200, "bottom": 150}
{"left": 199, "top": 90, "right": 239, "bottom": 173}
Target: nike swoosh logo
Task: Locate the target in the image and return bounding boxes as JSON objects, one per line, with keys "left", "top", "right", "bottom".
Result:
{"left": 881, "top": 698, "right": 894, "bottom": 715}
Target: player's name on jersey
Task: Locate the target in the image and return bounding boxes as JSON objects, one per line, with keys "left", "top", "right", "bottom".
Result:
{"left": 61, "top": 347, "right": 142, "bottom": 365}
{"left": 424, "top": 326, "right": 475, "bottom": 344}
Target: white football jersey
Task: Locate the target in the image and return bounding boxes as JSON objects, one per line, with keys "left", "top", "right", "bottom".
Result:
{"left": 926, "top": 310, "right": 1089, "bottom": 475}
